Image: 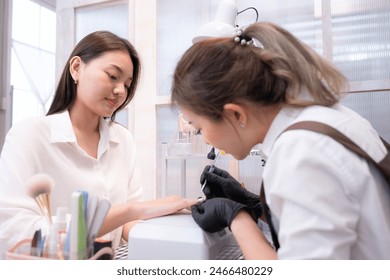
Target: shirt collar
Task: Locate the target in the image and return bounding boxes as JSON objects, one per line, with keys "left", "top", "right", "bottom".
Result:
{"left": 260, "top": 88, "right": 317, "bottom": 158}
{"left": 99, "top": 117, "right": 121, "bottom": 144}
{"left": 49, "top": 111, "right": 76, "bottom": 143}
{"left": 49, "top": 110, "right": 120, "bottom": 144}
{"left": 261, "top": 106, "right": 304, "bottom": 158}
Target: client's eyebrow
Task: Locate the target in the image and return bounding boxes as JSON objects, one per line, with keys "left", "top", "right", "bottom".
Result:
{"left": 109, "top": 64, "right": 133, "bottom": 80}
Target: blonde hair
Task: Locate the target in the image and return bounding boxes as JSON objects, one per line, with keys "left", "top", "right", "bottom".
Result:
{"left": 172, "top": 22, "right": 348, "bottom": 121}
{"left": 245, "top": 22, "right": 348, "bottom": 106}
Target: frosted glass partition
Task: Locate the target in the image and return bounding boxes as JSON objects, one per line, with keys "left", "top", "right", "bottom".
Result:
{"left": 75, "top": 3, "right": 129, "bottom": 42}
{"left": 341, "top": 91, "right": 390, "bottom": 142}
{"left": 331, "top": 0, "right": 390, "bottom": 81}
{"left": 157, "top": 0, "right": 220, "bottom": 96}
{"left": 237, "top": 0, "right": 322, "bottom": 52}
{"left": 156, "top": 105, "right": 180, "bottom": 145}
{"left": 156, "top": 105, "right": 178, "bottom": 197}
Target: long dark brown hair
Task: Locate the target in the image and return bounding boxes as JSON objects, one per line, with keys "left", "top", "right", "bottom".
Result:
{"left": 171, "top": 22, "right": 347, "bottom": 121}
{"left": 47, "top": 31, "right": 141, "bottom": 121}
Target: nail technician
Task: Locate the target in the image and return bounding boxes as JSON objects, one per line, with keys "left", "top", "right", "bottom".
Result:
{"left": 0, "top": 31, "right": 197, "bottom": 252}
{"left": 171, "top": 22, "right": 390, "bottom": 259}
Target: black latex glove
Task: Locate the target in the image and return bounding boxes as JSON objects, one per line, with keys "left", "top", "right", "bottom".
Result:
{"left": 200, "top": 165, "right": 263, "bottom": 219}
{"left": 191, "top": 198, "right": 248, "bottom": 233}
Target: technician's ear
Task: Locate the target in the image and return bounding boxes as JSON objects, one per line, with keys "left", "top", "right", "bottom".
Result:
{"left": 223, "top": 103, "right": 247, "bottom": 127}
{"left": 69, "top": 56, "right": 82, "bottom": 82}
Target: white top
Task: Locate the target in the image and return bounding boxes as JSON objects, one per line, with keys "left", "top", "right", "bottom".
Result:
{"left": 0, "top": 111, "right": 143, "bottom": 250}
{"left": 261, "top": 104, "right": 390, "bottom": 259}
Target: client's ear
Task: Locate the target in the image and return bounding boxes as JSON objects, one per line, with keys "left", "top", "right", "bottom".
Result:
{"left": 69, "top": 56, "right": 82, "bottom": 82}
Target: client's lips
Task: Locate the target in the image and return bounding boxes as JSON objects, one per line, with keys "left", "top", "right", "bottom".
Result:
{"left": 106, "top": 98, "right": 118, "bottom": 107}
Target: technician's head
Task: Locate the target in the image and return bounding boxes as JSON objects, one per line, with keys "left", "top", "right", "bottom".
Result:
{"left": 172, "top": 22, "right": 346, "bottom": 120}
{"left": 171, "top": 22, "right": 346, "bottom": 159}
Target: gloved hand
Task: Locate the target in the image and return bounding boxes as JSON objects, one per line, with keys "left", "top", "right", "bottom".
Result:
{"left": 201, "top": 165, "right": 262, "bottom": 219}
{"left": 191, "top": 198, "right": 248, "bottom": 233}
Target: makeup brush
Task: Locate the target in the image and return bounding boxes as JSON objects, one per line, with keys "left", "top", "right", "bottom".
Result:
{"left": 26, "top": 173, "right": 54, "bottom": 225}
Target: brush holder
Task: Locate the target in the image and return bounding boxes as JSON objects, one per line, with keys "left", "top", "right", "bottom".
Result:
{"left": 6, "top": 239, "right": 114, "bottom": 260}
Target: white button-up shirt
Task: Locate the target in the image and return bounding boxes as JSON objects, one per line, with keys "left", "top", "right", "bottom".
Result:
{"left": 261, "top": 104, "right": 390, "bottom": 259}
{"left": 0, "top": 111, "right": 143, "bottom": 250}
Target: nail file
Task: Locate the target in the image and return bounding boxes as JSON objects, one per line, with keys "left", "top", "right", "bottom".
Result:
{"left": 69, "top": 192, "right": 82, "bottom": 259}
{"left": 80, "top": 190, "right": 88, "bottom": 221}
{"left": 85, "top": 194, "right": 98, "bottom": 257}
{"left": 86, "top": 194, "right": 98, "bottom": 237}
{"left": 87, "top": 198, "right": 111, "bottom": 252}
{"left": 63, "top": 225, "right": 71, "bottom": 259}
{"left": 77, "top": 192, "right": 87, "bottom": 259}
{"left": 39, "top": 235, "right": 45, "bottom": 257}
{"left": 69, "top": 192, "right": 79, "bottom": 259}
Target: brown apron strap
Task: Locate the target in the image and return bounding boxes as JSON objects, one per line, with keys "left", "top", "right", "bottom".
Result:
{"left": 286, "top": 121, "right": 372, "bottom": 159}
{"left": 285, "top": 121, "right": 390, "bottom": 185}
{"left": 378, "top": 138, "right": 390, "bottom": 183}
{"left": 260, "top": 182, "right": 280, "bottom": 250}
{"left": 380, "top": 136, "right": 390, "bottom": 151}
